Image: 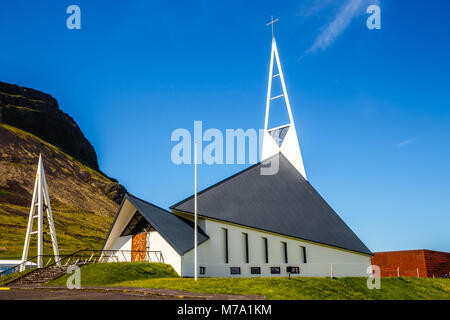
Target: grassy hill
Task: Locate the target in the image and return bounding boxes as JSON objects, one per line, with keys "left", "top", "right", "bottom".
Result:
{"left": 0, "top": 123, "right": 119, "bottom": 258}
{"left": 45, "top": 262, "right": 450, "bottom": 300}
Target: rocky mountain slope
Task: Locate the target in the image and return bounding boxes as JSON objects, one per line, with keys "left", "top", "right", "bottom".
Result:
{"left": 0, "top": 82, "right": 126, "bottom": 258}
{"left": 0, "top": 81, "right": 98, "bottom": 170}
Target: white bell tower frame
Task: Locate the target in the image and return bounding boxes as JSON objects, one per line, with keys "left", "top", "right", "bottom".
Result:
{"left": 261, "top": 17, "right": 307, "bottom": 179}
{"left": 21, "top": 154, "right": 60, "bottom": 270}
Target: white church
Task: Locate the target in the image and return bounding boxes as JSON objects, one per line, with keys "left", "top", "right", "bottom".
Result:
{"left": 101, "top": 32, "right": 372, "bottom": 278}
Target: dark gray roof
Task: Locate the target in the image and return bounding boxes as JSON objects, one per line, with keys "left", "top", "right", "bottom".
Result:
{"left": 171, "top": 154, "right": 371, "bottom": 256}
{"left": 105, "top": 193, "right": 208, "bottom": 255}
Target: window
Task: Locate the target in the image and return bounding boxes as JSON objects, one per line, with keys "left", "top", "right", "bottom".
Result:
{"left": 243, "top": 233, "right": 249, "bottom": 263}
{"left": 199, "top": 266, "right": 206, "bottom": 275}
{"left": 270, "top": 267, "right": 280, "bottom": 274}
{"left": 230, "top": 267, "right": 241, "bottom": 275}
{"left": 287, "top": 266, "right": 300, "bottom": 274}
{"left": 250, "top": 267, "right": 261, "bottom": 275}
{"left": 300, "top": 246, "right": 307, "bottom": 263}
{"left": 223, "top": 228, "right": 229, "bottom": 264}
{"left": 282, "top": 241, "right": 288, "bottom": 263}
{"left": 262, "top": 237, "right": 268, "bottom": 263}
{"left": 120, "top": 211, "right": 154, "bottom": 236}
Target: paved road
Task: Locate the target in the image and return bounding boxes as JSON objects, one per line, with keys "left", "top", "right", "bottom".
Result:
{"left": 0, "top": 286, "right": 265, "bottom": 300}
{"left": 0, "top": 287, "right": 185, "bottom": 300}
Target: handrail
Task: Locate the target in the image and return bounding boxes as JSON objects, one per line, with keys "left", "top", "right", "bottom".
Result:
{"left": 0, "top": 250, "right": 85, "bottom": 279}
{"left": 0, "top": 249, "right": 165, "bottom": 281}
{"left": 0, "top": 254, "right": 40, "bottom": 277}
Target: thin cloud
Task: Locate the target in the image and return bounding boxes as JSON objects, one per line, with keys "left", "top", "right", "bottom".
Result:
{"left": 297, "top": 0, "right": 337, "bottom": 19}
{"left": 300, "top": 0, "right": 366, "bottom": 58}
{"left": 395, "top": 138, "right": 416, "bottom": 148}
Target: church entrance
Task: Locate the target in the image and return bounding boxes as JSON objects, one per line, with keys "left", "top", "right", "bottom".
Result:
{"left": 121, "top": 210, "right": 154, "bottom": 262}
{"left": 131, "top": 232, "right": 147, "bottom": 262}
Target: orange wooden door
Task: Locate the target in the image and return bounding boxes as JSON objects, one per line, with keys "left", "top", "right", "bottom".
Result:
{"left": 131, "top": 232, "right": 147, "bottom": 262}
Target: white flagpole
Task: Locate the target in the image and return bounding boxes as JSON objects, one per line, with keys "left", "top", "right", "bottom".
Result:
{"left": 37, "top": 155, "right": 44, "bottom": 268}
{"left": 194, "top": 140, "right": 198, "bottom": 281}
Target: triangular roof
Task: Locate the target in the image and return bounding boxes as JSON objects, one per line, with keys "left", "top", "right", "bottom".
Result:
{"left": 103, "top": 193, "right": 209, "bottom": 255}
{"left": 171, "top": 154, "right": 371, "bottom": 256}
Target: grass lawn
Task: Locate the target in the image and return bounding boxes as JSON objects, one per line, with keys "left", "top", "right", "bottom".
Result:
{"left": 46, "top": 262, "right": 450, "bottom": 300}
{"left": 111, "top": 277, "right": 450, "bottom": 300}
{"left": 47, "top": 262, "right": 179, "bottom": 286}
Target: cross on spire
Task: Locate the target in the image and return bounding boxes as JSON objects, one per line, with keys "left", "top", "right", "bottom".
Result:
{"left": 266, "top": 16, "right": 279, "bottom": 39}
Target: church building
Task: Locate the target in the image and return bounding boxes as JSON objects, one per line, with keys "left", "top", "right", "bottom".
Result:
{"left": 101, "top": 33, "right": 372, "bottom": 278}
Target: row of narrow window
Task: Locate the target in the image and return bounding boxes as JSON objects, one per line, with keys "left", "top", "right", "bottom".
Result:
{"left": 222, "top": 228, "right": 307, "bottom": 264}
{"left": 199, "top": 266, "right": 300, "bottom": 275}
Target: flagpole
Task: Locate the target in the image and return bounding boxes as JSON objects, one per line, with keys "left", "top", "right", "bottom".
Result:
{"left": 194, "top": 140, "right": 198, "bottom": 281}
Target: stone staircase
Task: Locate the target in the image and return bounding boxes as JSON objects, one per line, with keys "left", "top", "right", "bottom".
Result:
{"left": 8, "top": 265, "right": 69, "bottom": 286}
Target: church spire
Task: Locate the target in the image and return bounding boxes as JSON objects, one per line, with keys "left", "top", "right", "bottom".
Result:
{"left": 261, "top": 18, "right": 307, "bottom": 179}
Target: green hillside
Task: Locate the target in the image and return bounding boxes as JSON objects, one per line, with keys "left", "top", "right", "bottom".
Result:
{"left": 0, "top": 201, "right": 113, "bottom": 259}
{"left": 0, "top": 123, "right": 118, "bottom": 259}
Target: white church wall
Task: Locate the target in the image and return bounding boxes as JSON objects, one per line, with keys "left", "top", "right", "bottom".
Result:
{"left": 102, "top": 199, "right": 135, "bottom": 251}
{"left": 279, "top": 126, "right": 307, "bottom": 179}
{"left": 106, "top": 231, "right": 182, "bottom": 275}
{"left": 108, "top": 235, "right": 132, "bottom": 262}
{"left": 181, "top": 218, "right": 371, "bottom": 278}
{"left": 147, "top": 231, "right": 182, "bottom": 275}
{"left": 101, "top": 199, "right": 182, "bottom": 274}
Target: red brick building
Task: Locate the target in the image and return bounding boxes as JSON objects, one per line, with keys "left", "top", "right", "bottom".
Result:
{"left": 371, "top": 249, "right": 450, "bottom": 278}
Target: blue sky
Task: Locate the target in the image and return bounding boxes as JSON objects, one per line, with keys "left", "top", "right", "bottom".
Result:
{"left": 0, "top": 0, "right": 449, "bottom": 252}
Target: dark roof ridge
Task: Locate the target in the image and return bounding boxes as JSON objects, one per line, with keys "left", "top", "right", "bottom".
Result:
{"left": 103, "top": 193, "right": 208, "bottom": 255}
{"left": 127, "top": 192, "right": 172, "bottom": 214}
{"left": 170, "top": 153, "right": 280, "bottom": 209}
{"left": 128, "top": 194, "right": 209, "bottom": 239}
{"left": 171, "top": 154, "right": 372, "bottom": 256}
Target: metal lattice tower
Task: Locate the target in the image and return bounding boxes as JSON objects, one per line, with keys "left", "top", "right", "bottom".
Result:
{"left": 21, "top": 154, "right": 60, "bottom": 270}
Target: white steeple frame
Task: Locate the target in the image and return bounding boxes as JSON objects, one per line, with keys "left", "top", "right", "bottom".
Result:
{"left": 21, "top": 154, "right": 60, "bottom": 270}
{"left": 261, "top": 36, "right": 307, "bottom": 179}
